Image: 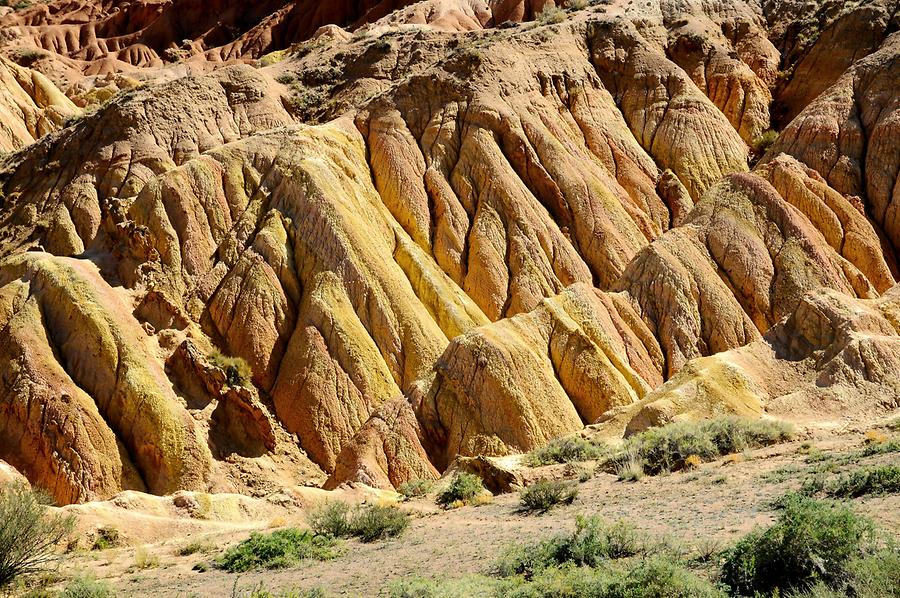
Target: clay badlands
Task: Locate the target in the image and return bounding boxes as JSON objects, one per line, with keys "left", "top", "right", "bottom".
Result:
{"left": 0, "top": 0, "right": 898, "bottom": 595}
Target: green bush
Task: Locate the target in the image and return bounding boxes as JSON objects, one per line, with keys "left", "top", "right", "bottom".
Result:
{"left": 397, "top": 479, "right": 434, "bottom": 499}
{"left": 307, "top": 501, "right": 409, "bottom": 542}
{"left": 536, "top": 5, "right": 567, "bottom": 24}
{"left": 842, "top": 548, "right": 900, "bottom": 598}
{"left": 349, "top": 504, "right": 409, "bottom": 542}
{"left": 436, "top": 473, "right": 485, "bottom": 508}
{"left": 215, "top": 528, "right": 339, "bottom": 572}
{"left": 494, "top": 516, "right": 645, "bottom": 578}
{"left": 498, "top": 557, "right": 727, "bottom": 598}
{"left": 610, "top": 417, "right": 793, "bottom": 475}
{"left": 307, "top": 501, "right": 353, "bottom": 538}
{"left": 386, "top": 575, "right": 498, "bottom": 597}
{"left": 0, "top": 482, "right": 75, "bottom": 589}
{"left": 207, "top": 350, "right": 253, "bottom": 386}
{"left": 824, "top": 465, "right": 900, "bottom": 498}
{"left": 231, "top": 580, "right": 327, "bottom": 598}
{"left": 752, "top": 129, "right": 779, "bottom": 156}
{"left": 519, "top": 481, "right": 577, "bottom": 513}
{"left": 91, "top": 526, "right": 120, "bottom": 551}
{"left": 860, "top": 438, "right": 900, "bottom": 456}
{"left": 526, "top": 437, "right": 606, "bottom": 466}
{"left": 59, "top": 576, "right": 114, "bottom": 598}
{"left": 721, "top": 494, "right": 874, "bottom": 595}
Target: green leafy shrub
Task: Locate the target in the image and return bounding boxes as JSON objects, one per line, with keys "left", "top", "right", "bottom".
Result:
{"left": 526, "top": 437, "right": 606, "bottom": 466}
{"left": 519, "top": 481, "right": 577, "bottom": 513}
{"left": 397, "top": 479, "right": 434, "bottom": 499}
{"left": 0, "top": 482, "right": 75, "bottom": 589}
{"left": 215, "top": 528, "right": 339, "bottom": 572}
{"left": 59, "top": 576, "right": 114, "bottom": 598}
{"left": 494, "top": 516, "right": 645, "bottom": 578}
{"left": 307, "top": 501, "right": 353, "bottom": 538}
{"left": 498, "top": 557, "right": 727, "bottom": 598}
{"left": 348, "top": 504, "right": 409, "bottom": 542}
{"left": 386, "top": 575, "right": 498, "bottom": 597}
{"left": 609, "top": 417, "right": 793, "bottom": 475}
{"left": 436, "top": 473, "right": 486, "bottom": 508}
{"left": 721, "top": 494, "right": 874, "bottom": 596}
{"left": 823, "top": 465, "right": 900, "bottom": 498}
{"left": 307, "top": 501, "right": 409, "bottom": 542}
{"left": 860, "top": 438, "right": 900, "bottom": 457}
{"left": 207, "top": 350, "right": 253, "bottom": 386}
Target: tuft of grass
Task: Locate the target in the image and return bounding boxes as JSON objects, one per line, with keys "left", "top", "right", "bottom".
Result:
{"left": 91, "top": 525, "right": 120, "bottom": 551}
{"left": 436, "top": 473, "right": 486, "bottom": 508}
{"left": 307, "top": 501, "right": 409, "bottom": 542}
{"left": 207, "top": 350, "right": 253, "bottom": 386}
{"left": 177, "top": 540, "right": 209, "bottom": 558}
{"left": 536, "top": 5, "right": 567, "bottom": 24}
{"left": 386, "top": 575, "right": 498, "bottom": 597}
{"left": 519, "top": 480, "right": 577, "bottom": 513}
{"left": 615, "top": 450, "right": 645, "bottom": 481}
{"left": 215, "top": 528, "right": 339, "bottom": 572}
{"left": 823, "top": 465, "right": 900, "bottom": 498}
{"left": 275, "top": 72, "right": 297, "bottom": 85}
{"left": 397, "top": 479, "right": 434, "bottom": 500}
{"left": 526, "top": 436, "right": 606, "bottom": 466}
{"left": 58, "top": 575, "right": 114, "bottom": 598}
{"left": 721, "top": 494, "right": 874, "bottom": 596}
{"left": 133, "top": 546, "right": 160, "bottom": 569}
{"left": 306, "top": 501, "right": 352, "bottom": 538}
{"left": 230, "top": 580, "right": 328, "bottom": 598}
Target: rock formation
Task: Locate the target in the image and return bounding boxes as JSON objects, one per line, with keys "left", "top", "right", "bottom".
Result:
{"left": 0, "top": 0, "right": 899, "bottom": 501}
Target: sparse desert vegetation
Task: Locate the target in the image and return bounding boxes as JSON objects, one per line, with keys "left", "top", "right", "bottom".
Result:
{"left": 215, "top": 529, "right": 340, "bottom": 573}
{"left": 518, "top": 480, "right": 578, "bottom": 513}
{"left": 307, "top": 501, "right": 410, "bottom": 542}
{"left": 436, "top": 473, "right": 488, "bottom": 509}
{"left": 0, "top": 483, "right": 74, "bottom": 590}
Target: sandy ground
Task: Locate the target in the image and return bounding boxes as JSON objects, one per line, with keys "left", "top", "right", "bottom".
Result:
{"left": 42, "top": 425, "right": 900, "bottom": 597}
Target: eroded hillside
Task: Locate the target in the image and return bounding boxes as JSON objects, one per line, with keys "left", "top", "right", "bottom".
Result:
{"left": 0, "top": 0, "right": 898, "bottom": 505}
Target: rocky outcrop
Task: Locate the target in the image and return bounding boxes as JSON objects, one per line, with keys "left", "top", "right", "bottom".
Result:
{"left": 419, "top": 284, "right": 663, "bottom": 467}
{"left": 769, "top": 32, "right": 900, "bottom": 259}
{"left": 764, "top": 0, "right": 900, "bottom": 126}
{"left": 616, "top": 172, "right": 880, "bottom": 377}
{"left": 0, "top": 56, "right": 78, "bottom": 151}
{"left": 604, "top": 285, "right": 900, "bottom": 434}
{"left": 0, "top": 253, "right": 209, "bottom": 504}
{"left": 1, "top": 0, "right": 900, "bottom": 502}
{"left": 324, "top": 398, "right": 439, "bottom": 490}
